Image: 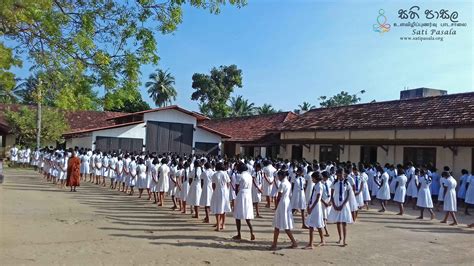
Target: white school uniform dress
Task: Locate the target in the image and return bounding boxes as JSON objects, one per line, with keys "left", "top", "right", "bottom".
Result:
{"left": 95, "top": 156, "right": 102, "bottom": 176}
{"left": 366, "top": 168, "right": 376, "bottom": 192}
{"left": 124, "top": 158, "right": 131, "bottom": 184}
{"left": 181, "top": 168, "right": 190, "bottom": 201}
{"left": 321, "top": 180, "right": 332, "bottom": 219}
{"left": 262, "top": 165, "right": 275, "bottom": 197}
{"left": 431, "top": 172, "right": 441, "bottom": 196}
{"left": 443, "top": 176, "right": 457, "bottom": 212}
{"left": 407, "top": 174, "right": 419, "bottom": 198}
{"left": 200, "top": 168, "right": 215, "bottom": 207}
{"left": 129, "top": 161, "right": 137, "bottom": 187}
{"left": 417, "top": 175, "right": 433, "bottom": 208}
{"left": 371, "top": 172, "right": 381, "bottom": 197}
{"left": 210, "top": 171, "right": 231, "bottom": 214}
{"left": 291, "top": 175, "right": 306, "bottom": 210}
{"left": 393, "top": 174, "right": 407, "bottom": 203}
{"left": 158, "top": 164, "right": 170, "bottom": 193}
{"left": 59, "top": 157, "right": 68, "bottom": 180}
{"left": 351, "top": 174, "right": 364, "bottom": 207}
{"left": 251, "top": 170, "right": 263, "bottom": 203}
{"left": 145, "top": 159, "right": 153, "bottom": 189}
{"left": 457, "top": 174, "right": 469, "bottom": 200}
{"left": 174, "top": 168, "right": 183, "bottom": 198}
{"left": 271, "top": 170, "right": 281, "bottom": 197}
{"left": 187, "top": 167, "right": 202, "bottom": 206}
{"left": 32, "top": 150, "right": 40, "bottom": 166}
{"left": 272, "top": 177, "right": 294, "bottom": 230}
{"left": 306, "top": 182, "right": 325, "bottom": 229}
{"left": 438, "top": 177, "right": 447, "bottom": 202}
{"left": 168, "top": 165, "right": 178, "bottom": 196}
{"left": 389, "top": 170, "right": 398, "bottom": 194}
{"left": 116, "top": 160, "right": 124, "bottom": 182}
{"left": 136, "top": 164, "right": 147, "bottom": 189}
{"left": 150, "top": 164, "right": 160, "bottom": 192}
{"left": 327, "top": 180, "right": 353, "bottom": 224}
{"left": 102, "top": 157, "right": 110, "bottom": 178}
{"left": 10, "top": 147, "right": 18, "bottom": 162}
{"left": 18, "top": 149, "right": 25, "bottom": 164}
{"left": 376, "top": 172, "right": 391, "bottom": 201}
{"left": 465, "top": 175, "right": 474, "bottom": 205}
{"left": 361, "top": 172, "right": 371, "bottom": 202}
{"left": 304, "top": 171, "right": 315, "bottom": 203}
{"left": 228, "top": 170, "right": 237, "bottom": 201}
{"left": 109, "top": 157, "right": 117, "bottom": 179}
{"left": 234, "top": 171, "right": 254, "bottom": 220}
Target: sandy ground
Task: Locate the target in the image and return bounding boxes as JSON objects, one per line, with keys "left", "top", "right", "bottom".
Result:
{"left": 1, "top": 168, "right": 473, "bottom": 266}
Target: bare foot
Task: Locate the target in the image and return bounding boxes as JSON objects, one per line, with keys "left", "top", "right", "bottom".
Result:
{"left": 303, "top": 245, "right": 313, "bottom": 250}
{"left": 214, "top": 228, "right": 220, "bottom": 232}
{"left": 449, "top": 222, "right": 458, "bottom": 226}
{"left": 378, "top": 209, "right": 385, "bottom": 213}
{"left": 220, "top": 226, "right": 225, "bottom": 230}
{"left": 287, "top": 243, "right": 298, "bottom": 249}
{"left": 232, "top": 235, "right": 241, "bottom": 240}
{"left": 250, "top": 234, "right": 256, "bottom": 241}
{"left": 440, "top": 220, "right": 447, "bottom": 223}
{"left": 341, "top": 243, "right": 348, "bottom": 247}
{"left": 268, "top": 245, "right": 277, "bottom": 251}
{"left": 336, "top": 240, "right": 342, "bottom": 244}
{"left": 316, "top": 242, "right": 325, "bottom": 247}
{"left": 256, "top": 215, "right": 263, "bottom": 218}
{"left": 416, "top": 216, "right": 423, "bottom": 219}
{"left": 430, "top": 214, "right": 435, "bottom": 220}
{"left": 396, "top": 213, "right": 403, "bottom": 216}
{"left": 324, "top": 234, "right": 330, "bottom": 237}
{"left": 467, "top": 223, "right": 474, "bottom": 228}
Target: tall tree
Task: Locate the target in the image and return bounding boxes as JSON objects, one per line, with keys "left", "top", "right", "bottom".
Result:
{"left": 298, "top": 101, "right": 316, "bottom": 111}
{"left": 318, "top": 90, "right": 366, "bottom": 108}
{"left": 145, "top": 69, "right": 177, "bottom": 107}
{"left": 106, "top": 90, "right": 151, "bottom": 113}
{"left": 0, "top": 43, "right": 22, "bottom": 102}
{"left": 229, "top": 95, "right": 255, "bottom": 117}
{"left": 191, "top": 64, "right": 243, "bottom": 118}
{"left": 0, "top": 0, "right": 246, "bottom": 110}
{"left": 255, "top": 103, "right": 276, "bottom": 115}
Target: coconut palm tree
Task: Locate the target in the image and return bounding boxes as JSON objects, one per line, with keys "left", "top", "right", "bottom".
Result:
{"left": 145, "top": 69, "right": 177, "bottom": 107}
{"left": 298, "top": 101, "right": 316, "bottom": 111}
{"left": 256, "top": 103, "right": 276, "bottom": 115}
{"left": 0, "top": 78, "right": 22, "bottom": 104}
{"left": 229, "top": 95, "right": 255, "bottom": 117}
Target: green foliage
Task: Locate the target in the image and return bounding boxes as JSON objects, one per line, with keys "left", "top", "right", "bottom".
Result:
{"left": 318, "top": 90, "right": 366, "bottom": 108}
{"left": 146, "top": 69, "right": 177, "bottom": 107}
{"left": 0, "top": 42, "right": 22, "bottom": 103}
{"left": 191, "top": 64, "right": 243, "bottom": 118}
{"left": 5, "top": 106, "right": 69, "bottom": 146}
{"left": 256, "top": 103, "right": 276, "bottom": 115}
{"left": 229, "top": 95, "right": 255, "bottom": 117}
{"left": 105, "top": 89, "right": 151, "bottom": 113}
{"left": 0, "top": 0, "right": 246, "bottom": 111}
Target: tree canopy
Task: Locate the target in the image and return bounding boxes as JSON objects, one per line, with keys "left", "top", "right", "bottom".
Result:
{"left": 255, "top": 103, "right": 277, "bottom": 115}
{"left": 0, "top": 0, "right": 246, "bottom": 111}
{"left": 318, "top": 90, "right": 366, "bottom": 108}
{"left": 229, "top": 95, "right": 255, "bottom": 117}
{"left": 5, "top": 106, "right": 68, "bottom": 146}
{"left": 191, "top": 64, "right": 243, "bottom": 118}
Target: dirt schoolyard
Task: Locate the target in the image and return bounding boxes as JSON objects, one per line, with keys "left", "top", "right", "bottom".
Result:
{"left": 1, "top": 168, "right": 473, "bottom": 265}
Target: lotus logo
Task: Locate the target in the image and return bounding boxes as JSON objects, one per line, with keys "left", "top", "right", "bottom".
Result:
{"left": 373, "top": 9, "right": 391, "bottom": 34}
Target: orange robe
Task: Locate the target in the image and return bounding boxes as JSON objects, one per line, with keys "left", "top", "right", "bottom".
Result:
{"left": 66, "top": 156, "right": 81, "bottom": 187}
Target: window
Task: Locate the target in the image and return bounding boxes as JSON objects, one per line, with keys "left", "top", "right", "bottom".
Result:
{"left": 360, "top": 146, "right": 378, "bottom": 164}
{"left": 403, "top": 147, "right": 436, "bottom": 168}
{"left": 320, "top": 145, "right": 340, "bottom": 162}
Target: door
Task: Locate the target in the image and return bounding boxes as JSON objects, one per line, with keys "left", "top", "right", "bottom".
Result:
{"left": 291, "top": 145, "right": 303, "bottom": 161}
{"left": 146, "top": 121, "right": 193, "bottom": 155}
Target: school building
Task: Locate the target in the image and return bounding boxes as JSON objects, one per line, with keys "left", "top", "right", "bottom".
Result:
{"left": 276, "top": 91, "right": 474, "bottom": 177}
{"left": 63, "top": 106, "right": 230, "bottom": 155}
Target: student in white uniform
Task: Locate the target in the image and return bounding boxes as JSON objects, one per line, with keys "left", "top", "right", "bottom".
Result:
{"left": 251, "top": 163, "right": 264, "bottom": 218}
{"left": 150, "top": 158, "right": 160, "bottom": 205}
{"left": 270, "top": 170, "right": 298, "bottom": 250}
{"left": 406, "top": 167, "right": 419, "bottom": 209}
{"left": 9, "top": 145, "right": 19, "bottom": 166}
{"left": 115, "top": 156, "right": 124, "bottom": 190}
{"left": 304, "top": 165, "right": 315, "bottom": 208}
{"left": 262, "top": 160, "right": 275, "bottom": 208}
{"left": 457, "top": 169, "right": 469, "bottom": 203}
{"left": 416, "top": 169, "right": 435, "bottom": 220}
{"left": 360, "top": 168, "right": 371, "bottom": 210}
{"left": 128, "top": 156, "right": 137, "bottom": 196}
{"left": 291, "top": 167, "right": 307, "bottom": 228}
{"left": 175, "top": 162, "right": 184, "bottom": 211}
{"left": 187, "top": 160, "right": 202, "bottom": 217}
{"left": 157, "top": 158, "right": 170, "bottom": 207}
{"left": 145, "top": 155, "right": 153, "bottom": 200}
{"left": 233, "top": 163, "right": 255, "bottom": 241}
{"left": 169, "top": 160, "right": 179, "bottom": 210}
{"left": 210, "top": 162, "right": 231, "bottom": 231}
{"left": 440, "top": 171, "right": 458, "bottom": 226}
{"left": 101, "top": 154, "right": 109, "bottom": 187}
{"left": 305, "top": 171, "right": 325, "bottom": 249}
{"left": 108, "top": 154, "right": 117, "bottom": 189}
{"left": 464, "top": 171, "right": 474, "bottom": 215}
{"left": 136, "top": 158, "right": 147, "bottom": 198}
{"left": 181, "top": 161, "right": 191, "bottom": 214}
{"left": 123, "top": 154, "right": 131, "bottom": 193}
{"left": 376, "top": 166, "right": 391, "bottom": 212}
{"left": 328, "top": 168, "right": 353, "bottom": 247}
{"left": 348, "top": 167, "right": 363, "bottom": 221}
{"left": 271, "top": 164, "right": 283, "bottom": 210}
{"left": 321, "top": 171, "right": 332, "bottom": 237}
{"left": 393, "top": 167, "right": 408, "bottom": 215}
{"left": 200, "top": 162, "right": 215, "bottom": 223}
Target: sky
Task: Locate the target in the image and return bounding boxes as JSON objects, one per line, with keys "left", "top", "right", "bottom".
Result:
{"left": 7, "top": 0, "right": 474, "bottom": 112}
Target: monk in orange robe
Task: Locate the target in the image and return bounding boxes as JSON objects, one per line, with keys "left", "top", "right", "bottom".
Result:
{"left": 66, "top": 150, "right": 81, "bottom": 192}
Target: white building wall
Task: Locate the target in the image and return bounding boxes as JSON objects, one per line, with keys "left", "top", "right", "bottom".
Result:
{"left": 144, "top": 109, "right": 197, "bottom": 127}
{"left": 91, "top": 123, "right": 146, "bottom": 150}
{"left": 67, "top": 135, "right": 93, "bottom": 149}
